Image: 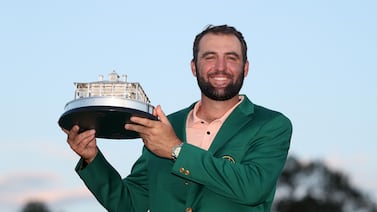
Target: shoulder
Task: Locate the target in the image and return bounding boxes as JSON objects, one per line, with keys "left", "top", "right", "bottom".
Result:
{"left": 253, "top": 104, "right": 293, "bottom": 133}
{"left": 241, "top": 95, "right": 292, "bottom": 128}
{"left": 254, "top": 104, "right": 289, "bottom": 119}
{"left": 167, "top": 102, "right": 196, "bottom": 121}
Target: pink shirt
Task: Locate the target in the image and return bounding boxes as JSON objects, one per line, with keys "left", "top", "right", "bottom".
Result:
{"left": 186, "top": 96, "right": 244, "bottom": 150}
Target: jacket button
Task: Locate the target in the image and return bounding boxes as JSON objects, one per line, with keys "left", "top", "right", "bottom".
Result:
{"left": 179, "top": 167, "right": 185, "bottom": 173}
{"left": 184, "top": 169, "right": 190, "bottom": 176}
{"left": 186, "top": 207, "right": 192, "bottom": 212}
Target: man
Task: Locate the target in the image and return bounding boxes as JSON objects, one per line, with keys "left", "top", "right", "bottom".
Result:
{"left": 64, "top": 24, "right": 292, "bottom": 212}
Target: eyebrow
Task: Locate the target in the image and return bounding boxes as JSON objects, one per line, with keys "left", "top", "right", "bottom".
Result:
{"left": 200, "top": 51, "right": 241, "bottom": 59}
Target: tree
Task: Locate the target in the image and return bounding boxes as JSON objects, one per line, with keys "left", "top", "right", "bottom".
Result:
{"left": 21, "top": 201, "right": 50, "bottom": 212}
{"left": 273, "top": 156, "right": 377, "bottom": 212}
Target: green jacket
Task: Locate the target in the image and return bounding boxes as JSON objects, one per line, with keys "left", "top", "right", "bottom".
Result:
{"left": 76, "top": 95, "right": 292, "bottom": 212}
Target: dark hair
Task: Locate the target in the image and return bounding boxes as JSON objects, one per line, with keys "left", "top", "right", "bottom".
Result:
{"left": 192, "top": 24, "right": 248, "bottom": 64}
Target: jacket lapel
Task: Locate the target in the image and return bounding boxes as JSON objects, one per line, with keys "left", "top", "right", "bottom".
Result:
{"left": 208, "top": 95, "right": 255, "bottom": 154}
{"left": 168, "top": 96, "right": 255, "bottom": 208}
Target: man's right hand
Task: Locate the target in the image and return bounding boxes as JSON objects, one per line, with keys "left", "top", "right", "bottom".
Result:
{"left": 62, "top": 125, "right": 98, "bottom": 164}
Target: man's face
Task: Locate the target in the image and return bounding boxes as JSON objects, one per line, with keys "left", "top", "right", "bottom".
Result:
{"left": 192, "top": 33, "right": 249, "bottom": 101}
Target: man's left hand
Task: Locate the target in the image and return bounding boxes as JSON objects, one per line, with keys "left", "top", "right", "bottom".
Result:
{"left": 125, "top": 105, "right": 182, "bottom": 159}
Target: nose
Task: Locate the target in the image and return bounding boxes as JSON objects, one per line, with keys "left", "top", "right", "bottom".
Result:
{"left": 214, "top": 57, "right": 226, "bottom": 71}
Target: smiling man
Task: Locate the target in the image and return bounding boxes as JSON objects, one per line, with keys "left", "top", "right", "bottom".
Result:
{"left": 64, "top": 24, "right": 293, "bottom": 212}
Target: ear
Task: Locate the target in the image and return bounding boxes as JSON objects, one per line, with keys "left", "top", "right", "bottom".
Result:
{"left": 190, "top": 60, "right": 197, "bottom": 77}
{"left": 243, "top": 60, "right": 249, "bottom": 77}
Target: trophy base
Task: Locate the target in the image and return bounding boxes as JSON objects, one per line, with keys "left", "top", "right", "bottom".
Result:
{"left": 58, "top": 106, "right": 157, "bottom": 139}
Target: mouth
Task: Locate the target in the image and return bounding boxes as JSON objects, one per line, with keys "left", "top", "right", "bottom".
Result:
{"left": 209, "top": 75, "right": 231, "bottom": 87}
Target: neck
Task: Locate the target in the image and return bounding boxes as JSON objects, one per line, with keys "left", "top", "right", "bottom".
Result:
{"left": 197, "top": 95, "right": 240, "bottom": 123}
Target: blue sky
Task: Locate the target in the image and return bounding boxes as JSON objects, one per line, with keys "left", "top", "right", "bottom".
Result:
{"left": 1, "top": 1, "right": 376, "bottom": 211}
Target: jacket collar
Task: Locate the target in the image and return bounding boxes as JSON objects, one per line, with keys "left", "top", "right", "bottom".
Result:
{"left": 208, "top": 94, "right": 255, "bottom": 153}
{"left": 169, "top": 94, "right": 254, "bottom": 146}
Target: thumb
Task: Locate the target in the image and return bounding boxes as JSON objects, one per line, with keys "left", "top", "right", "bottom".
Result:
{"left": 154, "top": 105, "right": 171, "bottom": 126}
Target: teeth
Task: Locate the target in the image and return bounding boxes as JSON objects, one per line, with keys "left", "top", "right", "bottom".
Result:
{"left": 214, "top": 77, "right": 227, "bottom": 80}
{"left": 212, "top": 75, "right": 228, "bottom": 80}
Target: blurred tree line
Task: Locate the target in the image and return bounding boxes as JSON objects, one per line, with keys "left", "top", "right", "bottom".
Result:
{"left": 21, "top": 156, "right": 377, "bottom": 212}
{"left": 21, "top": 201, "right": 50, "bottom": 212}
{"left": 272, "top": 156, "right": 377, "bottom": 212}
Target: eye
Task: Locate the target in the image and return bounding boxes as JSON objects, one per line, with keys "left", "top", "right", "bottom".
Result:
{"left": 227, "top": 55, "right": 238, "bottom": 61}
{"left": 201, "top": 52, "right": 217, "bottom": 61}
{"left": 204, "top": 55, "right": 216, "bottom": 60}
{"left": 226, "top": 53, "right": 241, "bottom": 62}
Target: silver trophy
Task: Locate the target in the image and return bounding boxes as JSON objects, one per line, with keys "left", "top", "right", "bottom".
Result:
{"left": 58, "top": 71, "right": 156, "bottom": 139}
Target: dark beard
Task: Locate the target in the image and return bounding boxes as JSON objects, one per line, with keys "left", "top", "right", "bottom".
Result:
{"left": 195, "top": 66, "right": 244, "bottom": 101}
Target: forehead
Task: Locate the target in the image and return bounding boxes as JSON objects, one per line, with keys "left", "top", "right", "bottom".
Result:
{"left": 198, "top": 33, "right": 242, "bottom": 53}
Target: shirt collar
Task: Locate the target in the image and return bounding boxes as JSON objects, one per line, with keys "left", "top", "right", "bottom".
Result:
{"left": 187, "top": 95, "right": 244, "bottom": 127}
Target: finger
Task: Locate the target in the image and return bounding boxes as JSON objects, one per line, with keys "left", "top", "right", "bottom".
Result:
{"left": 152, "top": 105, "right": 159, "bottom": 117}
{"left": 77, "top": 130, "right": 96, "bottom": 146}
{"left": 125, "top": 122, "right": 145, "bottom": 133}
{"left": 129, "top": 116, "right": 153, "bottom": 128}
{"left": 77, "top": 129, "right": 96, "bottom": 142}
{"left": 66, "top": 125, "right": 80, "bottom": 141}
{"left": 72, "top": 129, "right": 96, "bottom": 149}
{"left": 67, "top": 127, "right": 95, "bottom": 145}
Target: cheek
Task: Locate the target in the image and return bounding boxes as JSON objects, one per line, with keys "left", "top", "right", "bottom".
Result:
{"left": 229, "top": 64, "right": 245, "bottom": 74}
{"left": 195, "top": 63, "right": 208, "bottom": 75}
{"left": 199, "top": 62, "right": 216, "bottom": 74}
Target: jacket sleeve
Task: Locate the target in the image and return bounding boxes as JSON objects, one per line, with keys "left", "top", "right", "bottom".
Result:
{"left": 76, "top": 148, "right": 149, "bottom": 212}
{"left": 171, "top": 114, "right": 292, "bottom": 205}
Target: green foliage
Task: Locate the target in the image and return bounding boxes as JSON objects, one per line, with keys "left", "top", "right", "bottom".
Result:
{"left": 273, "top": 156, "right": 377, "bottom": 212}
{"left": 21, "top": 201, "right": 50, "bottom": 212}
